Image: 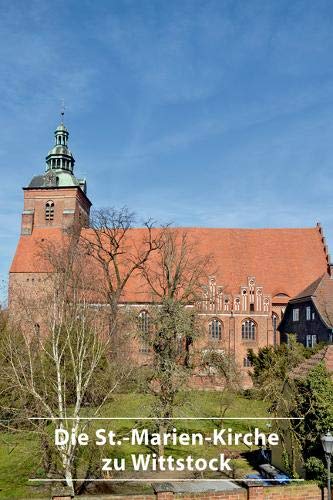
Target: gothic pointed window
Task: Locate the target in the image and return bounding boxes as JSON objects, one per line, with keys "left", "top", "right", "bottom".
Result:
{"left": 241, "top": 319, "right": 256, "bottom": 340}
{"left": 243, "top": 356, "right": 252, "bottom": 367}
{"left": 34, "top": 323, "right": 40, "bottom": 338}
{"left": 45, "top": 200, "right": 54, "bottom": 221}
{"left": 272, "top": 313, "right": 278, "bottom": 345}
{"left": 138, "top": 310, "right": 150, "bottom": 353}
{"left": 209, "top": 318, "right": 222, "bottom": 340}
{"left": 139, "top": 310, "right": 150, "bottom": 334}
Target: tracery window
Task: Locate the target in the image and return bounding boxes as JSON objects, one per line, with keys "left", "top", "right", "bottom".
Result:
{"left": 272, "top": 313, "right": 278, "bottom": 345}
{"left": 138, "top": 310, "right": 150, "bottom": 334}
{"left": 138, "top": 310, "right": 150, "bottom": 353}
{"left": 34, "top": 323, "right": 40, "bottom": 335}
{"left": 45, "top": 200, "right": 54, "bottom": 221}
{"left": 241, "top": 319, "right": 256, "bottom": 341}
{"left": 243, "top": 357, "right": 252, "bottom": 367}
{"left": 209, "top": 318, "right": 222, "bottom": 340}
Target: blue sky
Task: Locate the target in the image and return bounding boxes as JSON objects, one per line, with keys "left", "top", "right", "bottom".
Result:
{"left": 1, "top": 0, "right": 333, "bottom": 297}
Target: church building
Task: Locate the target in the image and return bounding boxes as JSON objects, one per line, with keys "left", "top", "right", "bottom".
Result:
{"left": 9, "top": 120, "right": 331, "bottom": 387}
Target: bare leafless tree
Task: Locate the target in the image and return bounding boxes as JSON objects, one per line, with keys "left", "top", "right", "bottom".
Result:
{"left": 139, "top": 228, "right": 213, "bottom": 454}
{"left": 80, "top": 207, "right": 163, "bottom": 338}
{"left": 200, "top": 348, "right": 242, "bottom": 421}
{"left": 2, "top": 234, "right": 128, "bottom": 492}
{"left": 141, "top": 228, "right": 212, "bottom": 304}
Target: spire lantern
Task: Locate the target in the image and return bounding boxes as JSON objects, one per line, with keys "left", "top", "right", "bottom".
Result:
{"left": 45, "top": 120, "right": 75, "bottom": 174}
{"left": 54, "top": 123, "right": 69, "bottom": 146}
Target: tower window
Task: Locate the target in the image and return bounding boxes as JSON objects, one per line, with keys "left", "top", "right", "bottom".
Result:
{"left": 45, "top": 200, "right": 54, "bottom": 221}
{"left": 209, "top": 318, "right": 222, "bottom": 340}
{"left": 242, "top": 319, "right": 256, "bottom": 340}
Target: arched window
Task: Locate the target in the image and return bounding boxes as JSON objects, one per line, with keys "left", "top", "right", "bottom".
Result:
{"left": 45, "top": 200, "right": 54, "bottom": 221}
{"left": 209, "top": 318, "right": 222, "bottom": 340}
{"left": 272, "top": 313, "right": 278, "bottom": 345}
{"left": 243, "top": 357, "right": 252, "bottom": 367}
{"left": 138, "top": 311, "right": 150, "bottom": 353}
{"left": 241, "top": 319, "right": 256, "bottom": 340}
{"left": 139, "top": 310, "right": 150, "bottom": 334}
{"left": 34, "top": 323, "right": 40, "bottom": 338}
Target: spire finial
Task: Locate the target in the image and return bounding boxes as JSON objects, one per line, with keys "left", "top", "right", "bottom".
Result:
{"left": 60, "top": 98, "right": 65, "bottom": 123}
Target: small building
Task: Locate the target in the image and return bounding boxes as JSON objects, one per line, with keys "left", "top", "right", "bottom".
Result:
{"left": 278, "top": 274, "right": 333, "bottom": 347}
{"left": 271, "top": 345, "right": 333, "bottom": 477}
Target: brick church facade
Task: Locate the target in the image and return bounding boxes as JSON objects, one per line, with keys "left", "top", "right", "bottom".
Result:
{"left": 8, "top": 120, "right": 331, "bottom": 387}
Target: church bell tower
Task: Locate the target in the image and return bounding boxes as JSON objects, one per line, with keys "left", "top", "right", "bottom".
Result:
{"left": 21, "top": 118, "right": 91, "bottom": 235}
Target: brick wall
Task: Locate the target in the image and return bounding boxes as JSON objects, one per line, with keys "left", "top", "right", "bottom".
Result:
{"left": 52, "top": 483, "right": 331, "bottom": 500}
{"left": 168, "top": 484, "right": 328, "bottom": 500}
{"left": 22, "top": 187, "right": 90, "bottom": 232}
{"left": 262, "top": 483, "right": 326, "bottom": 499}
{"left": 158, "top": 484, "right": 328, "bottom": 500}
{"left": 170, "top": 492, "right": 246, "bottom": 499}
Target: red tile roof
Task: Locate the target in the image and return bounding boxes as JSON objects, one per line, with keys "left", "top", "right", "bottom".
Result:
{"left": 292, "top": 275, "right": 326, "bottom": 300}
{"left": 289, "top": 345, "right": 333, "bottom": 379}
{"left": 10, "top": 226, "right": 329, "bottom": 303}
{"left": 10, "top": 228, "right": 65, "bottom": 274}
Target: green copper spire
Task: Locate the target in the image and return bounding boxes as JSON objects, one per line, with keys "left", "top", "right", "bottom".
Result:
{"left": 27, "top": 117, "right": 87, "bottom": 194}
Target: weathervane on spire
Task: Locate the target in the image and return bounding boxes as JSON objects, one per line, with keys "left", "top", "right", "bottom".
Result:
{"left": 60, "top": 98, "right": 65, "bottom": 123}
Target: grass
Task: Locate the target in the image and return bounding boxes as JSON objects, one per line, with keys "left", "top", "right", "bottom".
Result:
{"left": 0, "top": 391, "right": 269, "bottom": 498}
{"left": 0, "top": 432, "right": 50, "bottom": 499}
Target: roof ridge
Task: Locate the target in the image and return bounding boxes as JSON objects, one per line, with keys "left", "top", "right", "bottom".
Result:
{"left": 10, "top": 227, "right": 329, "bottom": 302}
{"left": 292, "top": 274, "right": 327, "bottom": 301}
